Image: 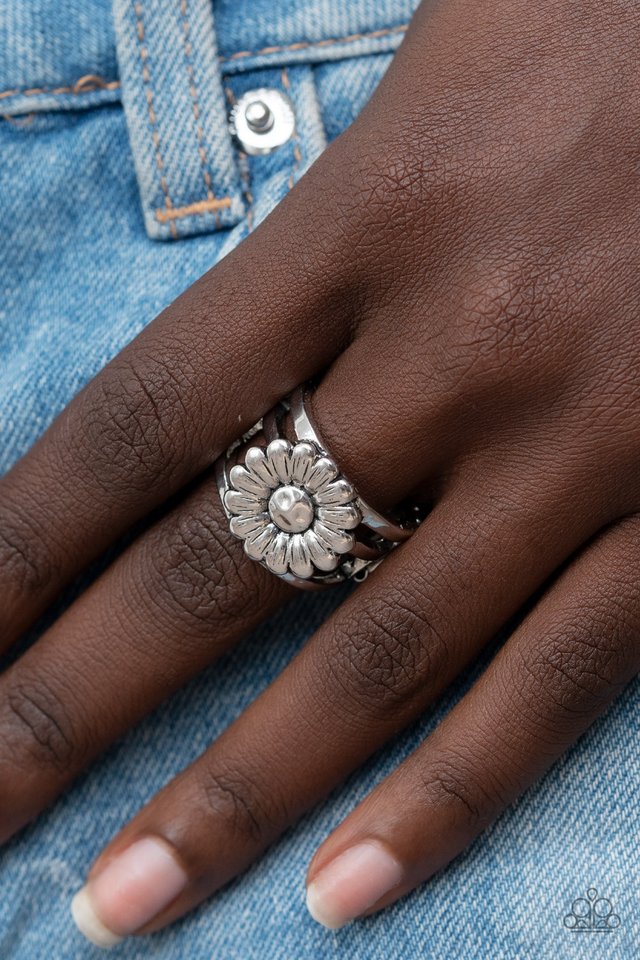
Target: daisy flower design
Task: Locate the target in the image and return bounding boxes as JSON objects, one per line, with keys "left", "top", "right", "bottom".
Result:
{"left": 224, "top": 439, "right": 362, "bottom": 578}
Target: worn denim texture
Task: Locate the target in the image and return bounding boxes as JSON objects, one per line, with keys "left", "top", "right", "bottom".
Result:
{"left": 0, "top": 1, "right": 638, "bottom": 957}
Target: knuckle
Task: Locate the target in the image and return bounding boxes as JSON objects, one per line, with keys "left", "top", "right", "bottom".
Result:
{"left": 357, "top": 115, "right": 466, "bottom": 208}
{"left": 421, "top": 752, "right": 498, "bottom": 828}
{"left": 327, "top": 590, "right": 450, "bottom": 720}
{"left": 355, "top": 140, "right": 455, "bottom": 254}
{"left": 196, "top": 765, "right": 283, "bottom": 847}
{"left": 447, "top": 254, "right": 587, "bottom": 408}
{"left": 148, "top": 496, "right": 274, "bottom": 631}
{"left": 329, "top": 135, "right": 443, "bottom": 269}
{"left": 4, "top": 672, "right": 78, "bottom": 773}
{"left": 360, "top": 143, "right": 430, "bottom": 213}
{"left": 454, "top": 260, "right": 551, "bottom": 378}
{"left": 0, "top": 511, "right": 53, "bottom": 624}
{"left": 0, "top": 511, "right": 55, "bottom": 647}
{"left": 76, "top": 354, "right": 197, "bottom": 495}
{"left": 522, "top": 612, "right": 631, "bottom": 721}
{"left": 345, "top": 117, "right": 491, "bottom": 271}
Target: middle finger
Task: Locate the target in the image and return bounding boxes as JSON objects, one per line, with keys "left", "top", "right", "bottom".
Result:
{"left": 0, "top": 322, "right": 464, "bottom": 841}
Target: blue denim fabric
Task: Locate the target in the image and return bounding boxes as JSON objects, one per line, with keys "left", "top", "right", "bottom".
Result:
{"left": 1, "top": 1, "right": 639, "bottom": 958}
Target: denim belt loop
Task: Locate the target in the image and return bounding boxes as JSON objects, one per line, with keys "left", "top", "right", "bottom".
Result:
{"left": 112, "top": 0, "right": 245, "bottom": 240}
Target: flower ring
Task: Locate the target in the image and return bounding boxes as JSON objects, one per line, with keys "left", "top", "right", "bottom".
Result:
{"left": 224, "top": 439, "right": 361, "bottom": 579}
{"left": 216, "top": 384, "right": 420, "bottom": 587}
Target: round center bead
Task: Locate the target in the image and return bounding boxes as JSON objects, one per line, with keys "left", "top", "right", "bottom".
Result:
{"left": 268, "top": 485, "right": 314, "bottom": 533}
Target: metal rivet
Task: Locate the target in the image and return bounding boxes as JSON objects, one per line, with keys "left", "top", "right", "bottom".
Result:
{"left": 230, "top": 88, "right": 296, "bottom": 156}
{"left": 245, "top": 99, "right": 274, "bottom": 134}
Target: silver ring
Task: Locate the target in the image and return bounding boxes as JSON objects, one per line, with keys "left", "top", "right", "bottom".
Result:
{"left": 216, "top": 384, "right": 422, "bottom": 588}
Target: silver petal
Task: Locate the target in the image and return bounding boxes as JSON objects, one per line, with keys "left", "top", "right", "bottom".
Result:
{"left": 224, "top": 489, "right": 266, "bottom": 516}
{"left": 245, "top": 446, "right": 279, "bottom": 487}
{"left": 287, "top": 533, "right": 314, "bottom": 579}
{"left": 313, "top": 479, "right": 356, "bottom": 506}
{"left": 316, "top": 504, "right": 361, "bottom": 531}
{"left": 225, "top": 504, "right": 259, "bottom": 519}
{"left": 229, "top": 464, "right": 271, "bottom": 498}
{"left": 304, "top": 527, "right": 340, "bottom": 572}
{"left": 266, "top": 438, "right": 293, "bottom": 485}
{"left": 244, "top": 523, "right": 278, "bottom": 560}
{"left": 314, "top": 521, "right": 355, "bottom": 555}
{"left": 230, "top": 513, "right": 269, "bottom": 540}
{"left": 264, "top": 530, "right": 289, "bottom": 575}
{"left": 289, "top": 442, "right": 317, "bottom": 485}
{"left": 304, "top": 456, "right": 339, "bottom": 494}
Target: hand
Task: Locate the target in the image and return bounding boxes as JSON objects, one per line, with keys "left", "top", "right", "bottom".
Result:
{"left": 2, "top": 0, "right": 640, "bottom": 943}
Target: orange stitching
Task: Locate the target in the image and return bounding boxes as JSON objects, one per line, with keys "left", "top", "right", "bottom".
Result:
{"left": 74, "top": 74, "right": 118, "bottom": 94}
{"left": 0, "top": 23, "right": 409, "bottom": 103}
{"left": 225, "top": 85, "right": 254, "bottom": 233}
{"left": 221, "top": 23, "right": 408, "bottom": 63}
{"left": 155, "top": 197, "right": 232, "bottom": 222}
{"left": 281, "top": 69, "right": 302, "bottom": 191}
{"left": 0, "top": 76, "right": 120, "bottom": 101}
{"left": 2, "top": 113, "right": 35, "bottom": 126}
{"left": 179, "top": 0, "right": 220, "bottom": 227}
{"left": 134, "top": 2, "right": 177, "bottom": 238}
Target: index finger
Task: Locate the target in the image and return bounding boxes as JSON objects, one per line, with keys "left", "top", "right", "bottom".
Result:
{"left": 0, "top": 174, "right": 353, "bottom": 647}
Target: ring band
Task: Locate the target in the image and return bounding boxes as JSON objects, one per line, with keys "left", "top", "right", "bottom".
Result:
{"left": 216, "top": 384, "right": 421, "bottom": 588}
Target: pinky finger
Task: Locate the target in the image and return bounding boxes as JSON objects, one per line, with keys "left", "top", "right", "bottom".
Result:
{"left": 305, "top": 516, "right": 640, "bottom": 929}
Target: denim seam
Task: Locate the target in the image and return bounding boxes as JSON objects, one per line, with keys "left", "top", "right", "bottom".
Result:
{"left": 155, "top": 198, "right": 232, "bottom": 222}
{"left": 281, "top": 68, "right": 302, "bottom": 191}
{"left": 2, "top": 114, "right": 36, "bottom": 127}
{"left": 133, "top": 0, "right": 177, "bottom": 238}
{"left": 0, "top": 77, "right": 120, "bottom": 101}
{"left": 0, "top": 22, "right": 409, "bottom": 116}
{"left": 0, "top": 22, "right": 410, "bottom": 104}
{"left": 179, "top": 0, "right": 223, "bottom": 228}
{"left": 220, "top": 23, "right": 409, "bottom": 63}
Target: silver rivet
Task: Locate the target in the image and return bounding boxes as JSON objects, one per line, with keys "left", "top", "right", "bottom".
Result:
{"left": 230, "top": 88, "right": 296, "bottom": 156}
{"left": 245, "top": 99, "right": 274, "bottom": 134}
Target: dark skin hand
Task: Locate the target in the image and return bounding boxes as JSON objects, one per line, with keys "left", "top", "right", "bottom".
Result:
{"left": 2, "top": 0, "right": 640, "bottom": 943}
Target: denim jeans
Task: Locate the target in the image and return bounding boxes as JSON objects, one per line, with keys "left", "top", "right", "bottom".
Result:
{"left": 0, "top": 1, "right": 638, "bottom": 957}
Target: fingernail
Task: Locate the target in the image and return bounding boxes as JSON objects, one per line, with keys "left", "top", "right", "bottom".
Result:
{"left": 71, "top": 888, "right": 123, "bottom": 949}
{"left": 306, "top": 840, "right": 404, "bottom": 929}
{"left": 71, "top": 837, "right": 188, "bottom": 948}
